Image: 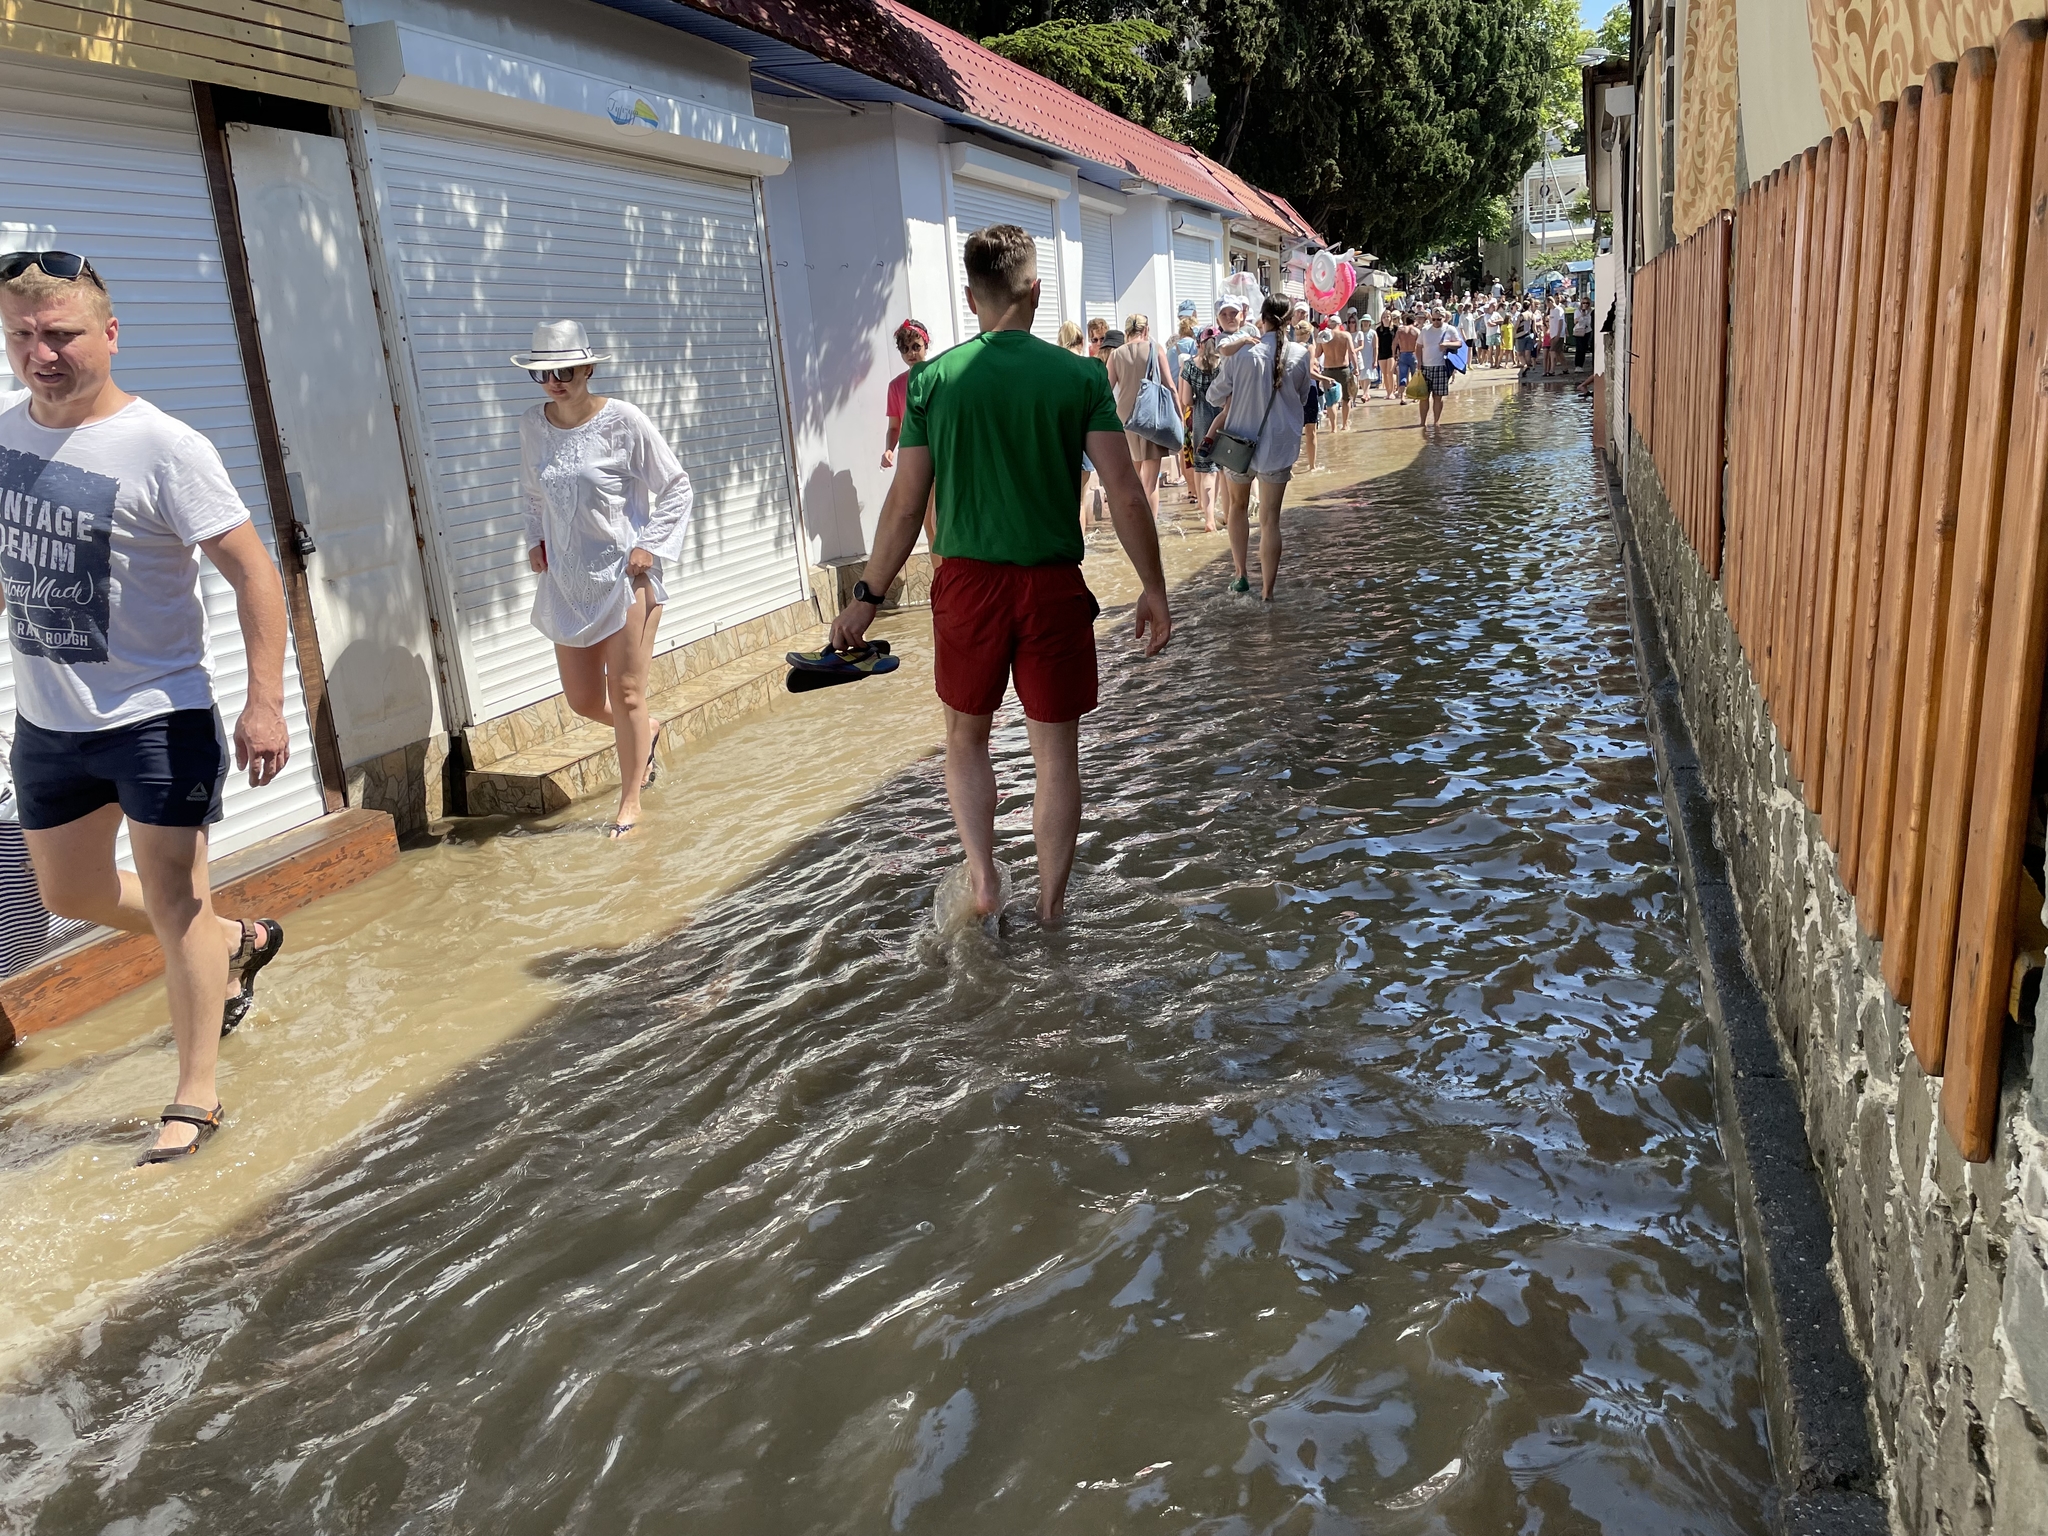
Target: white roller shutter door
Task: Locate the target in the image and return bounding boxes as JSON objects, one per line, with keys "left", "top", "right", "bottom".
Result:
{"left": 1080, "top": 207, "right": 1116, "bottom": 327}
{"left": 369, "top": 118, "right": 807, "bottom": 723}
{"left": 0, "top": 56, "right": 329, "bottom": 859}
{"left": 1172, "top": 232, "right": 1217, "bottom": 326}
{"left": 950, "top": 178, "right": 1064, "bottom": 344}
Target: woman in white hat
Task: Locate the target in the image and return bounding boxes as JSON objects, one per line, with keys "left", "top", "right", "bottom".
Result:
{"left": 515, "top": 320, "right": 692, "bottom": 838}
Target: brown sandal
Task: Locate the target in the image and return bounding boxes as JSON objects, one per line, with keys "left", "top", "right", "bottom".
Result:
{"left": 136, "top": 1102, "right": 223, "bottom": 1166}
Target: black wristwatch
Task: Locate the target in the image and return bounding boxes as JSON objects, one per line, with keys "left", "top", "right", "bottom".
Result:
{"left": 852, "top": 579, "right": 886, "bottom": 607}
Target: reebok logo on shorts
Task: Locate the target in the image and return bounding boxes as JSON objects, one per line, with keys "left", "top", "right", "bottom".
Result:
{"left": 187, "top": 783, "right": 210, "bottom": 802}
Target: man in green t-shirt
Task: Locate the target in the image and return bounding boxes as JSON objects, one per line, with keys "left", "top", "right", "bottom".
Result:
{"left": 831, "top": 223, "right": 1171, "bottom": 926}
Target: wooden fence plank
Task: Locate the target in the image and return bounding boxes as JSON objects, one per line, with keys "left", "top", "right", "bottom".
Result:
{"left": 1841, "top": 89, "right": 1923, "bottom": 898}
{"left": 1768, "top": 151, "right": 1820, "bottom": 727}
{"left": 1743, "top": 174, "right": 1788, "bottom": 657}
{"left": 1944, "top": 40, "right": 2048, "bottom": 1161}
{"left": 1910, "top": 19, "right": 2046, "bottom": 1075}
{"left": 1941, "top": 41, "right": 2048, "bottom": 1155}
{"left": 1805, "top": 123, "right": 1869, "bottom": 808}
{"left": 1822, "top": 109, "right": 1895, "bottom": 849}
{"left": 1727, "top": 192, "right": 1755, "bottom": 618}
{"left": 1886, "top": 45, "right": 1998, "bottom": 1012}
{"left": 1790, "top": 135, "right": 1847, "bottom": 781}
{"left": 1863, "top": 65, "right": 1958, "bottom": 937}
{"left": 1717, "top": 212, "right": 1733, "bottom": 574}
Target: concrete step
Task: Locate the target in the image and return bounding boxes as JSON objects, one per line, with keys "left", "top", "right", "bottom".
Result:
{"left": 463, "top": 630, "right": 826, "bottom": 817}
{"left": 0, "top": 806, "right": 400, "bottom": 1048}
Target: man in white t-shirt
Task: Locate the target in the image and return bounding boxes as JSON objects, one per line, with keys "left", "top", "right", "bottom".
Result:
{"left": 1415, "top": 307, "right": 1465, "bottom": 434}
{"left": 0, "top": 252, "right": 292, "bottom": 1165}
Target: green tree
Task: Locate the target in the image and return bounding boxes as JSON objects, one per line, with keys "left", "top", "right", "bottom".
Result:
{"left": 1208, "top": 0, "right": 1561, "bottom": 267}
{"left": 899, "top": 0, "right": 1576, "bottom": 269}
{"left": 981, "top": 18, "right": 1179, "bottom": 126}
{"left": 1535, "top": 0, "right": 1593, "bottom": 154}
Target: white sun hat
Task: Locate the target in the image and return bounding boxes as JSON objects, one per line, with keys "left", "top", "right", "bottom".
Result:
{"left": 511, "top": 319, "right": 612, "bottom": 369}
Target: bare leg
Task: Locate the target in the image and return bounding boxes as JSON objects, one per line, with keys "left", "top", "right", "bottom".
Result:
{"left": 556, "top": 643, "right": 614, "bottom": 727}
{"left": 604, "top": 577, "right": 663, "bottom": 830}
{"left": 1303, "top": 423, "right": 1317, "bottom": 471}
{"left": 1256, "top": 475, "right": 1287, "bottom": 600}
{"left": 1136, "top": 456, "right": 1162, "bottom": 517}
{"left": 129, "top": 823, "right": 232, "bottom": 1151}
{"left": 30, "top": 808, "right": 236, "bottom": 1156}
{"left": 1225, "top": 475, "right": 1253, "bottom": 581}
{"left": 943, "top": 707, "right": 1002, "bottom": 915}
{"left": 1024, "top": 716, "right": 1081, "bottom": 926}
{"left": 26, "top": 801, "right": 240, "bottom": 954}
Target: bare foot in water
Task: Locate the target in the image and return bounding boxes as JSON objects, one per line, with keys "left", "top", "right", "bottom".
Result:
{"left": 969, "top": 863, "right": 1004, "bottom": 916}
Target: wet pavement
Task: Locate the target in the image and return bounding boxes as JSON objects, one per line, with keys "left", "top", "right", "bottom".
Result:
{"left": 0, "top": 386, "right": 1772, "bottom": 1533}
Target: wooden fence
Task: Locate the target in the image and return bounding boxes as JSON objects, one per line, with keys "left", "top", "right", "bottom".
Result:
{"left": 1679, "top": 18, "right": 2048, "bottom": 1160}
{"left": 1629, "top": 213, "right": 1731, "bottom": 576}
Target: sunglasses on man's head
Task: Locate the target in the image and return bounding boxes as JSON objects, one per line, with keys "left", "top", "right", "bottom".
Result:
{"left": 0, "top": 251, "right": 106, "bottom": 291}
{"left": 528, "top": 367, "right": 581, "bottom": 383}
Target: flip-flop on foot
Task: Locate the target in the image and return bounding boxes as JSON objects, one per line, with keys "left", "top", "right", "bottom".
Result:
{"left": 602, "top": 821, "right": 637, "bottom": 839}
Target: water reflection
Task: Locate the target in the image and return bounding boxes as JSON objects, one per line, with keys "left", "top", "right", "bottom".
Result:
{"left": 0, "top": 392, "right": 1771, "bottom": 1533}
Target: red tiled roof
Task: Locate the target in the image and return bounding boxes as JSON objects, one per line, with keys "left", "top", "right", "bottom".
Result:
{"left": 1264, "top": 193, "right": 1322, "bottom": 244}
{"left": 1190, "top": 152, "right": 1321, "bottom": 242}
{"left": 675, "top": 0, "right": 1247, "bottom": 212}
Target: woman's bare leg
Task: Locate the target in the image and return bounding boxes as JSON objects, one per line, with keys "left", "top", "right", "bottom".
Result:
{"left": 1225, "top": 475, "right": 1253, "bottom": 581}
{"left": 604, "top": 578, "right": 663, "bottom": 831}
{"left": 556, "top": 643, "right": 613, "bottom": 725}
{"left": 1256, "top": 476, "right": 1288, "bottom": 601}
{"left": 1137, "top": 456, "right": 1162, "bottom": 516}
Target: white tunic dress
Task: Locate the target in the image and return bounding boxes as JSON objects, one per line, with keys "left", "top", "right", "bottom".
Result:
{"left": 520, "top": 398, "right": 694, "bottom": 648}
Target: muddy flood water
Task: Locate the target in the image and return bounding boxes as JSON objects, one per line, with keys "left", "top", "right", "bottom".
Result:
{"left": 0, "top": 389, "right": 1773, "bottom": 1533}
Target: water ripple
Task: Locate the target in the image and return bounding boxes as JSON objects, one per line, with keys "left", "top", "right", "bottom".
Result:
{"left": 0, "top": 393, "right": 1770, "bottom": 1534}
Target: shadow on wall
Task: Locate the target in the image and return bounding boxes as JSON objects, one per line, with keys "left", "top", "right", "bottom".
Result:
{"left": 329, "top": 639, "right": 443, "bottom": 835}
{"left": 325, "top": 637, "right": 437, "bottom": 758}
{"left": 753, "top": 96, "right": 908, "bottom": 561}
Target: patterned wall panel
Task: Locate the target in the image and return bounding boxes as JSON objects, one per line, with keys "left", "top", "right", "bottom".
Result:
{"left": 1808, "top": 1, "right": 2042, "bottom": 126}
{"left": 1676, "top": 0, "right": 1742, "bottom": 236}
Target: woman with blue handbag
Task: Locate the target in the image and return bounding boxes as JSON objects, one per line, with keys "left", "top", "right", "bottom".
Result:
{"left": 1107, "top": 314, "right": 1183, "bottom": 519}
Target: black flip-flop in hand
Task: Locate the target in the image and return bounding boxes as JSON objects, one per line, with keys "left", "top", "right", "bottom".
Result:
{"left": 786, "top": 639, "right": 900, "bottom": 693}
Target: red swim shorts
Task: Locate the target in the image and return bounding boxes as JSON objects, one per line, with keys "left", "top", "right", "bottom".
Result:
{"left": 930, "top": 556, "right": 1101, "bottom": 721}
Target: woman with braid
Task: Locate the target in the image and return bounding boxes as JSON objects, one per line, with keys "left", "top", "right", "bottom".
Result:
{"left": 1201, "top": 294, "right": 1312, "bottom": 601}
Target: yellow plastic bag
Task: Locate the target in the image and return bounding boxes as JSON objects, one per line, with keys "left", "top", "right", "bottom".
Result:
{"left": 1406, "top": 370, "right": 1431, "bottom": 400}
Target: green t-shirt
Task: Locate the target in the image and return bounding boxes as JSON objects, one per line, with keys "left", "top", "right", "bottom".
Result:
{"left": 899, "top": 328, "right": 1124, "bottom": 567}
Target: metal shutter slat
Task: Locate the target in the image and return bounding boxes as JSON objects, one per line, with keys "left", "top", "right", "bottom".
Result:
{"left": 1172, "top": 233, "right": 1217, "bottom": 326}
{"left": 1080, "top": 207, "right": 1116, "bottom": 327}
{"left": 950, "top": 179, "right": 1065, "bottom": 345}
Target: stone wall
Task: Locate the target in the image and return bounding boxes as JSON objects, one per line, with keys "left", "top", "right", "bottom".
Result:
{"left": 1621, "top": 436, "right": 2048, "bottom": 1535}
{"left": 345, "top": 733, "right": 448, "bottom": 842}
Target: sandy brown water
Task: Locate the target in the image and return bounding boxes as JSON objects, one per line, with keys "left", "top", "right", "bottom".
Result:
{"left": 0, "top": 385, "right": 1772, "bottom": 1532}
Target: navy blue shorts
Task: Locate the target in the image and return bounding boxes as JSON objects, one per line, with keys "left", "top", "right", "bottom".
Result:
{"left": 10, "top": 708, "right": 227, "bottom": 831}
